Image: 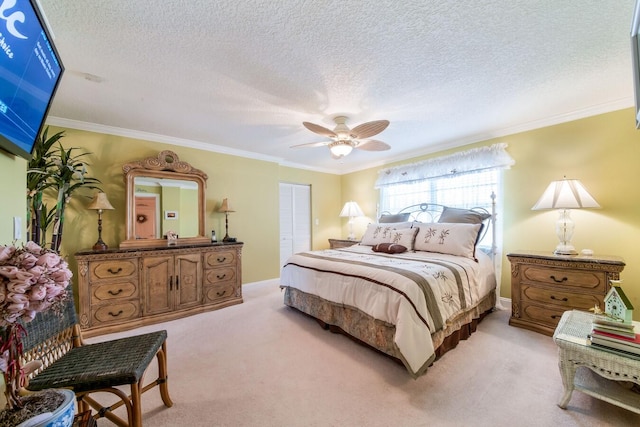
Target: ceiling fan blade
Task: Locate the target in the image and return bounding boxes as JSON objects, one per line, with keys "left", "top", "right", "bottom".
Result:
{"left": 355, "top": 140, "right": 391, "bottom": 151}
{"left": 290, "top": 141, "right": 330, "bottom": 149}
{"left": 303, "top": 122, "right": 337, "bottom": 138}
{"left": 350, "top": 120, "right": 389, "bottom": 139}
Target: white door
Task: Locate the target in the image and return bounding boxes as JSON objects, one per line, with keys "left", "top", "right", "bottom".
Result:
{"left": 279, "top": 183, "right": 311, "bottom": 267}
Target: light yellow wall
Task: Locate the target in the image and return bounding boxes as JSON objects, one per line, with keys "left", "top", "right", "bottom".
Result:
{"left": 0, "top": 153, "right": 28, "bottom": 245}
{"left": 341, "top": 108, "right": 640, "bottom": 319}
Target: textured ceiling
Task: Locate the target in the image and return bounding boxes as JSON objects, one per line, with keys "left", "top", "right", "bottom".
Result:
{"left": 39, "top": 0, "right": 636, "bottom": 174}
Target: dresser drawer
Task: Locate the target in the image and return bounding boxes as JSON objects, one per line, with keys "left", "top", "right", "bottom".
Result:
{"left": 204, "top": 282, "right": 237, "bottom": 303}
{"left": 204, "top": 267, "right": 236, "bottom": 285}
{"left": 92, "top": 301, "right": 139, "bottom": 324}
{"left": 520, "top": 265, "right": 607, "bottom": 292}
{"left": 89, "top": 259, "right": 137, "bottom": 281}
{"left": 92, "top": 282, "right": 138, "bottom": 303}
{"left": 522, "top": 285, "right": 603, "bottom": 310}
{"left": 204, "top": 250, "right": 237, "bottom": 268}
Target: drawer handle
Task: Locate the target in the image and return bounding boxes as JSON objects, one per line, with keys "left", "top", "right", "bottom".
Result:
{"left": 107, "top": 267, "right": 123, "bottom": 275}
{"left": 108, "top": 310, "right": 124, "bottom": 317}
{"left": 550, "top": 275, "right": 568, "bottom": 283}
{"left": 216, "top": 273, "right": 227, "bottom": 280}
{"left": 108, "top": 289, "right": 123, "bottom": 296}
{"left": 217, "top": 257, "right": 227, "bottom": 263}
{"left": 216, "top": 290, "right": 227, "bottom": 297}
{"left": 550, "top": 295, "right": 568, "bottom": 302}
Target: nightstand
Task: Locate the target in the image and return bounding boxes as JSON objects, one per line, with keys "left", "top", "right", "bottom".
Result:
{"left": 507, "top": 251, "right": 625, "bottom": 336}
{"left": 328, "top": 238, "right": 359, "bottom": 249}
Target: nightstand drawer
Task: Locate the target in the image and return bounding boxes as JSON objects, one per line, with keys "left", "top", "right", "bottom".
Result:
{"left": 522, "top": 285, "right": 603, "bottom": 310}
{"left": 520, "top": 302, "right": 565, "bottom": 329}
{"left": 520, "top": 265, "right": 606, "bottom": 292}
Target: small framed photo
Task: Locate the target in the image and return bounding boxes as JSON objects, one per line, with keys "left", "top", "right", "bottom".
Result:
{"left": 164, "top": 210, "right": 178, "bottom": 220}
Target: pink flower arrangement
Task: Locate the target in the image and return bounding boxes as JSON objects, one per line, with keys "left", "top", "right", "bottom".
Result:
{"left": 0, "top": 242, "right": 72, "bottom": 410}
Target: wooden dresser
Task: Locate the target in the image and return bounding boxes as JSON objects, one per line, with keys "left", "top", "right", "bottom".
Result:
{"left": 507, "top": 251, "right": 625, "bottom": 336}
{"left": 75, "top": 242, "right": 242, "bottom": 337}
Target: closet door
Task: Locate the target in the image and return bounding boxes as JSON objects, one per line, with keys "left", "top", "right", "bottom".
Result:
{"left": 279, "top": 183, "right": 311, "bottom": 267}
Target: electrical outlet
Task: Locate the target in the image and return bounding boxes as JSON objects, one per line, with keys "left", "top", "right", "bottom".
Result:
{"left": 13, "top": 217, "right": 21, "bottom": 240}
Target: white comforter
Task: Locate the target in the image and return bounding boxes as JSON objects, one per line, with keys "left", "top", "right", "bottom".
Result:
{"left": 280, "top": 245, "right": 496, "bottom": 376}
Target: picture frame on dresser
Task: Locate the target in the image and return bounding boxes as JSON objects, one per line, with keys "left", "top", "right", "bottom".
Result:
{"left": 507, "top": 251, "right": 625, "bottom": 336}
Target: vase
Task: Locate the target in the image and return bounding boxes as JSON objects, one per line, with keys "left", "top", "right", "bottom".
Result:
{"left": 15, "top": 389, "right": 75, "bottom": 427}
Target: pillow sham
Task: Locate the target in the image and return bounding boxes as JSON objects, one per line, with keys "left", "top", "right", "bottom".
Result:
{"left": 438, "top": 206, "right": 491, "bottom": 224}
{"left": 372, "top": 243, "right": 408, "bottom": 254}
{"left": 378, "top": 213, "right": 411, "bottom": 223}
{"left": 360, "top": 224, "right": 417, "bottom": 247}
{"left": 414, "top": 223, "right": 481, "bottom": 259}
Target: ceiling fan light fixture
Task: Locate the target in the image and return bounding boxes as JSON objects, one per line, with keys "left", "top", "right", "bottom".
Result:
{"left": 329, "top": 140, "right": 353, "bottom": 157}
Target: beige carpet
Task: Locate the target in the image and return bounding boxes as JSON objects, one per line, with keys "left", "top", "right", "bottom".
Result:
{"left": 89, "top": 280, "right": 640, "bottom": 426}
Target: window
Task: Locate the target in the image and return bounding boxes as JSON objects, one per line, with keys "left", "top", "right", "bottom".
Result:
{"left": 379, "top": 169, "right": 500, "bottom": 249}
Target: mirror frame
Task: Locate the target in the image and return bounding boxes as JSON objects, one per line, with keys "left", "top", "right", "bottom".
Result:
{"left": 120, "top": 150, "right": 209, "bottom": 248}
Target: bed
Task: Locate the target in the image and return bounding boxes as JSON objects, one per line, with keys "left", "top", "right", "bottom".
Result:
{"left": 280, "top": 199, "right": 497, "bottom": 378}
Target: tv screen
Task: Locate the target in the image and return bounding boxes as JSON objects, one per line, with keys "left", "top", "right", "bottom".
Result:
{"left": 0, "top": 0, "right": 64, "bottom": 160}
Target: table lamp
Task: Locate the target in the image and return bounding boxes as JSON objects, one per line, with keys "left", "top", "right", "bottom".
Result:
{"left": 339, "top": 201, "right": 364, "bottom": 240}
{"left": 531, "top": 177, "right": 600, "bottom": 255}
{"left": 87, "top": 192, "right": 115, "bottom": 251}
{"left": 219, "top": 198, "right": 235, "bottom": 242}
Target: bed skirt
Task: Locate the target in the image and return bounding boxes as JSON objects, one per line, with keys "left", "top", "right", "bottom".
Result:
{"left": 282, "top": 286, "right": 496, "bottom": 377}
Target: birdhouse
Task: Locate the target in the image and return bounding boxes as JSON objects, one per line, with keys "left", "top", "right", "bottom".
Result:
{"left": 604, "top": 280, "right": 634, "bottom": 324}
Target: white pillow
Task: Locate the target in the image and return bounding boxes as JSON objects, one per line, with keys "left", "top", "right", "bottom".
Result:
{"left": 414, "top": 223, "right": 481, "bottom": 259}
{"left": 361, "top": 224, "right": 417, "bottom": 249}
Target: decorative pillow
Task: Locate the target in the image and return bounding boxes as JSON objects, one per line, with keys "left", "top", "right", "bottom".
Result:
{"left": 360, "top": 224, "right": 417, "bottom": 247}
{"left": 378, "top": 213, "right": 411, "bottom": 223}
{"left": 438, "top": 207, "right": 491, "bottom": 224}
{"left": 388, "top": 227, "right": 418, "bottom": 249}
{"left": 372, "top": 243, "right": 408, "bottom": 254}
{"left": 414, "top": 223, "right": 481, "bottom": 259}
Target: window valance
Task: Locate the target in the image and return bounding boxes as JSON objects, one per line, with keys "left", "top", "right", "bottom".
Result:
{"left": 374, "top": 143, "right": 515, "bottom": 188}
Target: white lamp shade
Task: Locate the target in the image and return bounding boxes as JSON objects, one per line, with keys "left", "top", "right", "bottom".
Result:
{"left": 339, "top": 201, "right": 364, "bottom": 218}
{"left": 532, "top": 179, "right": 600, "bottom": 210}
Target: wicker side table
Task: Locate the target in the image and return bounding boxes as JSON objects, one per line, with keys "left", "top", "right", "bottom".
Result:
{"left": 553, "top": 310, "right": 640, "bottom": 413}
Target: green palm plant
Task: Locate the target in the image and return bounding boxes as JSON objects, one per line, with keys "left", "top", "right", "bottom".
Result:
{"left": 27, "top": 127, "right": 101, "bottom": 252}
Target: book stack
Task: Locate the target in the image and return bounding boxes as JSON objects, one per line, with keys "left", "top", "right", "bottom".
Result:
{"left": 590, "top": 316, "right": 640, "bottom": 360}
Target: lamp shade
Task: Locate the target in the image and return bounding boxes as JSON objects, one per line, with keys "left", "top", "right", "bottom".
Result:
{"left": 87, "top": 192, "right": 114, "bottom": 211}
{"left": 339, "top": 201, "right": 364, "bottom": 218}
{"left": 219, "top": 198, "right": 235, "bottom": 213}
{"left": 531, "top": 178, "right": 600, "bottom": 210}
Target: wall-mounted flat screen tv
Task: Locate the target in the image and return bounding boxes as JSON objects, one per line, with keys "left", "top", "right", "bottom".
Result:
{"left": 0, "top": 0, "right": 64, "bottom": 160}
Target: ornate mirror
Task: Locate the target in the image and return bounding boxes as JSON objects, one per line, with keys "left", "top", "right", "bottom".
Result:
{"left": 120, "top": 150, "right": 209, "bottom": 248}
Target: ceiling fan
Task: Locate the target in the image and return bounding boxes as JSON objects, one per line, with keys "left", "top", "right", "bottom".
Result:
{"left": 292, "top": 116, "right": 391, "bottom": 159}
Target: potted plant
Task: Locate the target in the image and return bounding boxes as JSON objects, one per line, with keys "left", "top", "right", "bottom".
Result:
{"left": 0, "top": 242, "right": 74, "bottom": 426}
{"left": 27, "top": 127, "right": 101, "bottom": 253}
